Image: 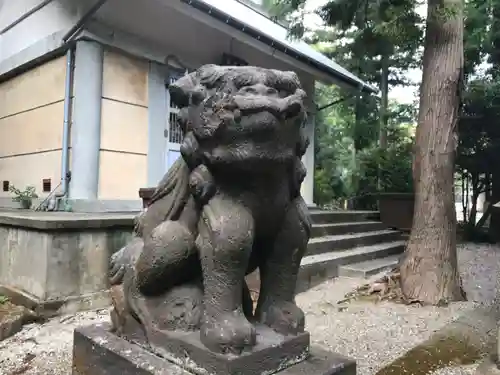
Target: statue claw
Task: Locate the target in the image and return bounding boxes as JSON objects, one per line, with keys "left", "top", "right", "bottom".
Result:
{"left": 201, "top": 311, "right": 256, "bottom": 355}
{"left": 257, "top": 301, "right": 305, "bottom": 336}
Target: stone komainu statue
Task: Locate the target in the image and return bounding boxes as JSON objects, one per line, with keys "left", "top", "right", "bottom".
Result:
{"left": 109, "top": 64, "right": 312, "bottom": 355}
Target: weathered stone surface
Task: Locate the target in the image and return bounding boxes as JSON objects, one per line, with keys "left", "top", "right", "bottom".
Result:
{"left": 73, "top": 323, "right": 190, "bottom": 375}
{"left": 0, "top": 211, "right": 135, "bottom": 230}
{"left": 0, "top": 214, "right": 133, "bottom": 316}
{"left": 142, "top": 324, "right": 308, "bottom": 375}
{"left": 73, "top": 324, "right": 356, "bottom": 375}
{"left": 0, "top": 285, "right": 110, "bottom": 317}
{"left": 108, "top": 64, "right": 313, "bottom": 356}
{"left": 110, "top": 285, "right": 308, "bottom": 375}
{"left": 0, "top": 301, "right": 37, "bottom": 341}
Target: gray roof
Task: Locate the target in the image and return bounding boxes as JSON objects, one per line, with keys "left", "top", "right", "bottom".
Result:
{"left": 183, "top": 0, "right": 377, "bottom": 94}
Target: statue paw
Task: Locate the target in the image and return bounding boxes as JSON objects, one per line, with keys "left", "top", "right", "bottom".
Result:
{"left": 109, "top": 248, "right": 127, "bottom": 285}
{"left": 201, "top": 311, "right": 256, "bottom": 355}
{"left": 257, "top": 301, "right": 305, "bottom": 336}
{"left": 109, "top": 237, "right": 143, "bottom": 285}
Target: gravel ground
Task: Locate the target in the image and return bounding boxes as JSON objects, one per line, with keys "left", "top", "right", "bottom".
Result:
{"left": 0, "top": 243, "right": 498, "bottom": 375}
{"left": 0, "top": 309, "right": 110, "bottom": 374}
{"left": 431, "top": 364, "right": 480, "bottom": 375}
{"left": 297, "top": 243, "right": 500, "bottom": 375}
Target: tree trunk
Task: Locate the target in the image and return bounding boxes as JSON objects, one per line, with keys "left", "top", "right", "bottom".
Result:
{"left": 400, "top": 0, "right": 466, "bottom": 305}
{"left": 465, "top": 173, "right": 469, "bottom": 218}
{"left": 465, "top": 191, "right": 479, "bottom": 239}
{"left": 351, "top": 93, "right": 362, "bottom": 196}
{"left": 461, "top": 172, "right": 467, "bottom": 223}
{"left": 378, "top": 53, "right": 390, "bottom": 191}
{"left": 477, "top": 203, "right": 492, "bottom": 229}
{"left": 488, "top": 172, "right": 500, "bottom": 241}
{"left": 379, "top": 53, "right": 389, "bottom": 149}
{"left": 467, "top": 174, "right": 480, "bottom": 226}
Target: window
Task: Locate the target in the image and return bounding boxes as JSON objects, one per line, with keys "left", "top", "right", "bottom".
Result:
{"left": 2, "top": 181, "right": 9, "bottom": 192}
{"left": 167, "top": 73, "right": 186, "bottom": 145}
{"left": 42, "top": 179, "right": 51, "bottom": 193}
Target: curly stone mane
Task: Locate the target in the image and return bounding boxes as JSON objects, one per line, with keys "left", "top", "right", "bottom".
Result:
{"left": 134, "top": 65, "right": 309, "bottom": 239}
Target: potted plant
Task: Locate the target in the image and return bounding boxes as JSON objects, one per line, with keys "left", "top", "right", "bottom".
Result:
{"left": 9, "top": 185, "right": 38, "bottom": 209}
{"left": 357, "top": 142, "right": 415, "bottom": 232}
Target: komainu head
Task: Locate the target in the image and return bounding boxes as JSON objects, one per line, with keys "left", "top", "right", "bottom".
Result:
{"left": 169, "top": 65, "right": 308, "bottom": 170}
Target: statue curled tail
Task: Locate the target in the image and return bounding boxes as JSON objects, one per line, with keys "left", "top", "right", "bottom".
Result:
{"left": 108, "top": 157, "right": 192, "bottom": 287}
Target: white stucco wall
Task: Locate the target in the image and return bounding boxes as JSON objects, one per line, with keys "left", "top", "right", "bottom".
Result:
{"left": 0, "top": 0, "right": 81, "bottom": 64}
{"left": 297, "top": 74, "right": 316, "bottom": 206}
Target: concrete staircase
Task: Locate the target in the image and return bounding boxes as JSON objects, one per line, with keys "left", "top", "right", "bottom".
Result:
{"left": 297, "top": 209, "right": 406, "bottom": 292}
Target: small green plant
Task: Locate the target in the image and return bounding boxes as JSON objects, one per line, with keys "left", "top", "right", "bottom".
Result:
{"left": 9, "top": 185, "right": 38, "bottom": 209}
{"left": 0, "top": 295, "right": 9, "bottom": 304}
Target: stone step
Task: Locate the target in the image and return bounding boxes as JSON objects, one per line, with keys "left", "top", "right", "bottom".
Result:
{"left": 298, "top": 241, "right": 406, "bottom": 292}
{"left": 338, "top": 254, "right": 402, "bottom": 279}
{"left": 307, "top": 230, "right": 402, "bottom": 256}
{"left": 311, "top": 221, "right": 387, "bottom": 238}
{"left": 310, "top": 210, "right": 379, "bottom": 224}
{"left": 307, "top": 206, "right": 324, "bottom": 212}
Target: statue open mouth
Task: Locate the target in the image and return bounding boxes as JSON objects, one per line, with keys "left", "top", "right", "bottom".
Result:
{"left": 232, "top": 110, "right": 282, "bottom": 136}
{"left": 234, "top": 94, "right": 304, "bottom": 120}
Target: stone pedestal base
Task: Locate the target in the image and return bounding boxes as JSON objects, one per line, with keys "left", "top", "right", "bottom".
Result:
{"left": 72, "top": 324, "right": 356, "bottom": 375}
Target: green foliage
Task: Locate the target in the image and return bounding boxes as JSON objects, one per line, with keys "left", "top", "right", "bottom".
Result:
{"left": 260, "top": 0, "right": 296, "bottom": 23}
{"left": 458, "top": 78, "right": 500, "bottom": 174}
{"left": 271, "top": 0, "right": 419, "bottom": 208}
{"left": 451, "top": 0, "right": 500, "bottom": 241}
{"left": 313, "top": 84, "right": 358, "bottom": 205}
{"left": 487, "top": 0, "right": 500, "bottom": 72}
{"left": 319, "top": 0, "right": 423, "bottom": 48}
{"left": 274, "top": 0, "right": 423, "bottom": 76}
{"left": 9, "top": 185, "right": 38, "bottom": 209}
{"left": 313, "top": 82, "right": 415, "bottom": 207}
{"left": 0, "top": 295, "right": 9, "bottom": 304}
{"left": 358, "top": 142, "right": 414, "bottom": 195}
{"left": 464, "top": 0, "right": 489, "bottom": 75}
{"left": 429, "top": 2, "right": 462, "bottom": 24}
{"left": 351, "top": 128, "right": 414, "bottom": 211}
{"left": 456, "top": 75, "right": 500, "bottom": 237}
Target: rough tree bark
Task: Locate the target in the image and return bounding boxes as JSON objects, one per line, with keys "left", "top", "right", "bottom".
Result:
{"left": 400, "top": 0, "right": 466, "bottom": 305}
{"left": 379, "top": 53, "right": 389, "bottom": 149}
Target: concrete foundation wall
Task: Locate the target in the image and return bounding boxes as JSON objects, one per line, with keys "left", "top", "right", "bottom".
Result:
{"left": 0, "top": 212, "right": 135, "bottom": 315}
{"left": 98, "top": 50, "right": 149, "bottom": 200}
{"left": 0, "top": 56, "right": 67, "bottom": 200}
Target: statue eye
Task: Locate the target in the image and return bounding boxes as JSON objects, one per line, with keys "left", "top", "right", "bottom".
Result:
{"left": 203, "top": 95, "right": 216, "bottom": 108}
{"left": 278, "top": 90, "right": 290, "bottom": 98}
{"left": 190, "top": 89, "right": 205, "bottom": 105}
{"left": 239, "top": 86, "right": 257, "bottom": 95}
{"left": 266, "top": 88, "right": 278, "bottom": 95}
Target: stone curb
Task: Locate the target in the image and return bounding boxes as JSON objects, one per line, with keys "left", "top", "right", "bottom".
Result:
{"left": 377, "top": 303, "right": 500, "bottom": 375}
{"left": 430, "top": 304, "right": 500, "bottom": 352}
{"left": 0, "top": 303, "right": 38, "bottom": 341}
{"left": 476, "top": 358, "right": 500, "bottom": 375}
{"left": 0, "top": 312, "right": 24, "bottom": 341}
